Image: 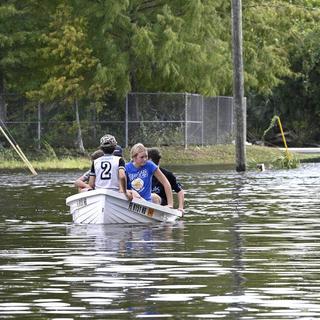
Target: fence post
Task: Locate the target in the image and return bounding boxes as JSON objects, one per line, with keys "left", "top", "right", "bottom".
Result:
{"left": 201, "top": 95, "right": 204, "bottom": 146}
{"left": 216, "top": 97, "right": 220, "bottom": 144}
{"left": 184, "top": 93, "right": 188, "bottom": 149}
{"left": 125, "top": 93, "right": 129, "bottom": 148}
{"left": 92, "top": 107, "right": 97, "bottom": 142}
{"left": 37, "top": 102, "right": 41, "bottom": 150}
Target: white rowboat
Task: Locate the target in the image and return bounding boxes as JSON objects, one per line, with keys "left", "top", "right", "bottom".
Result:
{"left": 66, "top": 189, "right": 183, "bottom": 224}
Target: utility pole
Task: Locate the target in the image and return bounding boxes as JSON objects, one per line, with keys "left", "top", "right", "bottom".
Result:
{"left": 231, "top": 0, "right": 246, "bottom": 172}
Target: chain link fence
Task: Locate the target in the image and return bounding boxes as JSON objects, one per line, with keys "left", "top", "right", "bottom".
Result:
{"left": 0, "top": 93, "right": 235, "bottom": 150}
{"left": 125, "top": 93, "right": 234, "bottom": 147}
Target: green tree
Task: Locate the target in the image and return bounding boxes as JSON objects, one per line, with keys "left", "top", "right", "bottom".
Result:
{"left": 77, "top": 0, "right": 312, "bottom": 97}
{"left": 245, "top": 0, "right": 320, "bottom": 145}
{"left": 78, "top": 0, "right": 231, "bottom": 96}
{"left": 2, "top": 0, "right": 320, "bottom": 148}
{"left": 27, "top": 3, "right": 103, "bottom": 152}
{"left": 0, "top": 1, "right": 40, "bottom": 120}
{"left": 28, "top": 3, "right": 100, "bottom": 102}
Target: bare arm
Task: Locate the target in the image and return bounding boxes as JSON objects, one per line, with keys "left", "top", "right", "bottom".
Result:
{"left": 154, "top": 168, "right": 173, "bottom": 207}
{"left": 177, "top": 190, "right": 185, "bottom": 214}
{"left": 118, "top": 168, "right": 127, "bottom": 193}
{"left": 89, "top": 175, "right": 96, "bottom": 189}
{"left": 74, "top": 178, "right": 91, "bottom": 190}
{"left": 118, "top": 169, "right": 138, "bottom": 200}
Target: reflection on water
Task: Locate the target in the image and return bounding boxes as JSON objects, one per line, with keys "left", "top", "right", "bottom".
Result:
{"left": 0, "top": 163, "right": 320, "bottom": 318}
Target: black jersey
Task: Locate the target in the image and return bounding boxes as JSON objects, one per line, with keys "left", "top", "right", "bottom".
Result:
{"left": 151, "top": 167, "right": 182, "bottom": 205}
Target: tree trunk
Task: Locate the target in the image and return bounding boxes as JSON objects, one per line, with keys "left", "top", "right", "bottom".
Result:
{"left": 0, "top": 71, "right": 7, "bottom": 122}
{"left": 75, "top": 99, "right": 85, "bottom": 154}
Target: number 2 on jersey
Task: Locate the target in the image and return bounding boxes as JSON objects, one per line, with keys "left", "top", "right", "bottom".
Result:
{"left": 101, "top": 161, "right": 112, "bottom": 179}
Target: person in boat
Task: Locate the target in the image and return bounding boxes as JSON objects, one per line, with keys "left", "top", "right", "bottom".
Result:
{"left": 88, "top": 135, "right": 129, "bottom": 197}
{"left": 74, "top": 149, "right": 104, "bottom": 192}
{"left": 74, "top": 145, "right": 123, "bottom": 192}
{"left": 113, "top": 145, "right": 123, "bottom": 157}
{"left": 148, "top": 147, "right": 185, "bottom": 214}
{"left": 125, "top": 143, "right": 174, "bottom": 207}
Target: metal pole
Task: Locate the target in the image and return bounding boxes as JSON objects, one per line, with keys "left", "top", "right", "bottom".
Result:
{"left": 277, "top": 116, "right": 291, "bottom": 159}
{"left": 37, "top": 102, "right": 41, "bottom": 150}
{"left": 184, "top": 93, "right": 188, "bottom": 149}
{"left": 125, "top": 93, "right": 129, "bottom": 148}
{"left": 216, "top": 97, "right": 220, "bottom": 144}
{"left": 201, "top": 95, "right": 204, "bottom": 146}
{"left": 231, "top": 0, "right": 246, "bottom": 172}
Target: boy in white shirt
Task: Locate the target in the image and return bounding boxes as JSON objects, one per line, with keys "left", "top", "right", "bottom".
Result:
{"left": 89, "top": 134, "right": 128, "bottom": 196}
{"left": 74, "top": 145, "right": 123, "bottom": 192}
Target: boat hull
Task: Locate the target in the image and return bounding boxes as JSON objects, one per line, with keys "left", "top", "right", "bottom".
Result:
{"left": 66, "top": 189, "right": 182, "bottom": 224}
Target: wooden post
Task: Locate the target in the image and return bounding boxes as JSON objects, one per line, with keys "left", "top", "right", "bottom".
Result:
{"left": 231, "top": 0, "right": 246, "bottom": 172}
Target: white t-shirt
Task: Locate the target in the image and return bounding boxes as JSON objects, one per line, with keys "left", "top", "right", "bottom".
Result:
{"left": 90, "top": 154, "right": 125, "bottom": 190}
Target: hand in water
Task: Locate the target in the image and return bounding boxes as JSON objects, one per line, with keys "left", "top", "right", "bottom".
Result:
{"left": 178, "top": 207, "right": 185, "bottom": 216}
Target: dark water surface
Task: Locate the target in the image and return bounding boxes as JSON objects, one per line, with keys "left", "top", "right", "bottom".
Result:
{"left": 0, "top": 164, "right": 320, "bottom": 319}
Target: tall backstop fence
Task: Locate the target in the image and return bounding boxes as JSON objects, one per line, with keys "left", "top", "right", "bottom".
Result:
{"left": 125, "top": 93, "right": 234, "bottom": 147}
{"left": 0, "top": 93, "right": 235, "bottom": 150}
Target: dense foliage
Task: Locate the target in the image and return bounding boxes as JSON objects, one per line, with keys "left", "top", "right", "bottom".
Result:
{"left": 1, "top": 0, "right": 320, "bottom": 147}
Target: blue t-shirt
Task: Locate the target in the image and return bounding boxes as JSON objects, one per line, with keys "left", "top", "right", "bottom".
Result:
{"left": 125, "top": 160, "right": 158, "bottom": 201}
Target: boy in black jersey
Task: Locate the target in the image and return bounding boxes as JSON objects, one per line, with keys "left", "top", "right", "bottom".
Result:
{"left": 148, "top": 148, "right": 185, "bottom": 214}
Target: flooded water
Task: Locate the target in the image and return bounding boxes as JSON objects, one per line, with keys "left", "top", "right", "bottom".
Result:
{"left": 0, "top": 163, "right": 320, "bottom": 319}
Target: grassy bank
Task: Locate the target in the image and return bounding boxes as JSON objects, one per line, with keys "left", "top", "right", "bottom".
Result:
{"left": 0, "top": 145, "right": 319, "bottom": 171}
